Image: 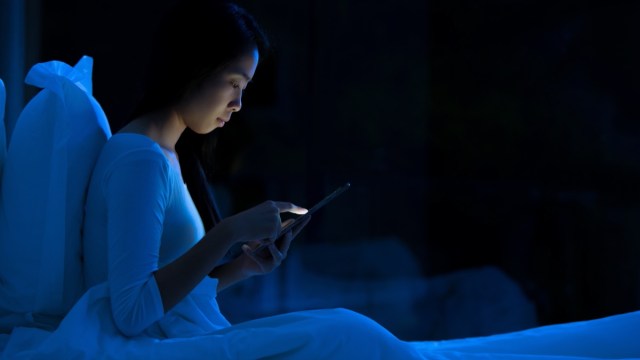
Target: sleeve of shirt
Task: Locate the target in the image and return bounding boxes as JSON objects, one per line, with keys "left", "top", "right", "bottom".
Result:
{"left": 102, "top": 148, "right": 170, "bottom": 337}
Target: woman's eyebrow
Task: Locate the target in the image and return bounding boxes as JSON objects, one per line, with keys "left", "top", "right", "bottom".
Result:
{"left": 239, "top": 72, "right": 252, "bottom": 82}
{"left": 229, "top": 69, "right": 252, "bottom": 82}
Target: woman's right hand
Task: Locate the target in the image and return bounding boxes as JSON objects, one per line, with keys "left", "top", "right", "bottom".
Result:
{"left": 217, "top": 200, "right": 308, "bottom": 245}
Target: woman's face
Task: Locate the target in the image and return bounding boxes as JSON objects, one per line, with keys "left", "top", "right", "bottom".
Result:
{"left": 177, "top": 48, "right": 259, "bottom": 134}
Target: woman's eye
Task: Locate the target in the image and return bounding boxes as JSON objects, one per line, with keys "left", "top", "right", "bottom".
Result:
{"left": 231, "top": 81, "right": 240, "bottom": 89}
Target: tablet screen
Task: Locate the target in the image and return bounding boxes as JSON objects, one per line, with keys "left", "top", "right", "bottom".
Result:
{"left": 251, "top": 182, "right": 350, "bottom": 255}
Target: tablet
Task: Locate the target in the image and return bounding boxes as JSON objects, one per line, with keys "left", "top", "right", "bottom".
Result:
{"left": 251, "top": 182, "right": 351, "bottom": 255}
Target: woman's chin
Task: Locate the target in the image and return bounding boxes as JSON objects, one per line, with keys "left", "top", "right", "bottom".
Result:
{"left": 190, "top": 124, "right": 220, "bottom": 135}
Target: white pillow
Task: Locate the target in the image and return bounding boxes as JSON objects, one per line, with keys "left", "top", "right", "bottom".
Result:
{"left": 0, "top": 56, "right": 111, "bottom": 329}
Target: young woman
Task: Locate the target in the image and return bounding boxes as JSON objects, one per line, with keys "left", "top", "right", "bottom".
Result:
{"left": 76, "top": 0, "right": 426, "bottom": 358}
{"left": 3, "top": 0, "right": 637, "bottom": 358}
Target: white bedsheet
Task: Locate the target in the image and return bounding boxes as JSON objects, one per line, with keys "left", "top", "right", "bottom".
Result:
{"left": 411, "top": 309, "right": 640, "bottom": 359}
{"left": 2, "top": 282, "right": 639, "bottom": 359}
{"left": 1, "top": 282, "right": 425, "bottom": 359}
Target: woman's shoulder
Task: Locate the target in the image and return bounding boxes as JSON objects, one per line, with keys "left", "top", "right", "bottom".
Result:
{"left": 96, "top": 133, "right": 169, "bottom": 172}
{"left": 102, "top": 133, "right": 165, "bottom": 158}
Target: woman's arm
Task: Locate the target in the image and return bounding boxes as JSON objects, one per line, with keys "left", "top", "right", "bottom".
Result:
{"left": 154, "top": 222, "right": 235, "bottom": 309}
{"left": 103, "top": 149, "right": 305, "bottom": 336}
{"left": 103, "top": 150, "right": 237, "bottom": 335}
{"left": 208, "top": 216, "right": 312, "bottom": 293}
{"left": 208, "top": 260, "right": 247, "bottom": 293}
{"left": 156, "top": 200, "right": 307, "bottom": 308}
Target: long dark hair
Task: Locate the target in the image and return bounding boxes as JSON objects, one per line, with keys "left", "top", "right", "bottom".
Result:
{"left": 131, "top": 0, "right": 270, "bottom": 230}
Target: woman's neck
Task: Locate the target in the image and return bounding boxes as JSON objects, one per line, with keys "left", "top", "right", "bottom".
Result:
{"left": 119, "top": 110, "right": 185, "bottom": 152}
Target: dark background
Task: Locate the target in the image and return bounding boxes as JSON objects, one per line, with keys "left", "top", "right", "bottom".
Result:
{"left": 2, "top": 0, "right": 640, "bottom": 332}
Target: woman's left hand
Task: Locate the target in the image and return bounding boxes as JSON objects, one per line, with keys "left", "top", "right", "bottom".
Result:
{"left": 235, "top": 216, "right": 311, "bottom": 277}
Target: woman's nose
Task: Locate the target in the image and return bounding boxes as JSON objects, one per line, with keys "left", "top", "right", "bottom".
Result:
{"left": 229, "top": 95, "right": 242, "bottom": 112}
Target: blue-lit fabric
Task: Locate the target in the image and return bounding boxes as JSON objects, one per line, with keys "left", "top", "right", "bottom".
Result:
{"left": 82, "top": 133, "right": 228, "bottom": 337}
{"left": 2, "top": 285, "right": 425, "bottom": 359}
{"left": 414, "top": 310, "right": 640, "bottom": 359}
{"left": 0, "top": 57, "right": 111, "bottom": 332}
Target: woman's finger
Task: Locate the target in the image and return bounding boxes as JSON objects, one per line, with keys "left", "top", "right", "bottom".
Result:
{"left": 272, "top": 201, "right": 308, "bottom": 215}
{"left": 242, "top": 244, "right": 261, "bottom": 263}
{"left": 267, "top": 243, "right": 284, "bottom": 265}
{"left": 278, "top": 230, "right": 293, "bottom": 258}
{"left": 246, "top": 239, "right": 263, "bottom": 249}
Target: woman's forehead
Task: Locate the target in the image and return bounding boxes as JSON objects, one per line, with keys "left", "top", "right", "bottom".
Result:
{"left": 222, "top": 49, "right": 260, "bottom": 79}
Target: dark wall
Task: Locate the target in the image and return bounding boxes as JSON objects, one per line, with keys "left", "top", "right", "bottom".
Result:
{"left": 426, "top": 0, "right": 640, "bottom": 324}
{"left": 26, "top": 0, "right": 640, "bottom": 327}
